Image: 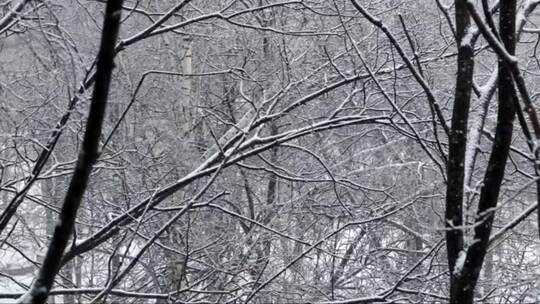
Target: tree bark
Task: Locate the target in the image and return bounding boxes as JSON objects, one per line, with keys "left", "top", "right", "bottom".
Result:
{"left": 16, "top": 1, "right": 124, "bottom": 303}
{"left": 446, "top": 0, "right": 474, "bottom": 277}
{"left": 449, "top": 1, "right": 517, "bottom": 303}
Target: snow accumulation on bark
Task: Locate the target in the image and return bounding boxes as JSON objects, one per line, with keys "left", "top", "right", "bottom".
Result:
{"left": 16, "top": 280, "right": 47, "bottom": 304}
{"left": 453, "top": 249, "right": 467, "bottom": 276}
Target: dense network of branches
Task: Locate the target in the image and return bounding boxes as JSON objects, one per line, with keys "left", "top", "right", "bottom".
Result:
{"left": 1, "top": 0, "right": 540, "bottom": 303}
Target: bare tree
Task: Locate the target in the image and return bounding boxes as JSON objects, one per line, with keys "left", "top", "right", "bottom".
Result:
{"left": 2, "top": 1, "right": 540, "bottom": 303}
{"left": 16, "top": 0, "right": 124, "bottom": 302}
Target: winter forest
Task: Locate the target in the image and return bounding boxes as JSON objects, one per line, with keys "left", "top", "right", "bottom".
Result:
{"left": 2, "top": 0, "right": 540, "bottom": 303}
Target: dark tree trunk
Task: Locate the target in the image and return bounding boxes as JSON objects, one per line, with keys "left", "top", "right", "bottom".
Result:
{"left": 449, "top": 1, "right": 517, "bottom": 303}
{"left": 446, "top": 0, "right": 474, "bottom": 280}
{"left": 17, "top": 1, "right": 124, "bottom": 303}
